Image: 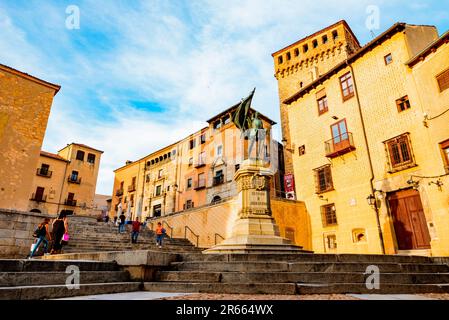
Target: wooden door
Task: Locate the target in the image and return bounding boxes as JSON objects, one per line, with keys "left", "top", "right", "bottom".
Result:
{"left": 388, "top": 189, "right": 431, "bottom": 250}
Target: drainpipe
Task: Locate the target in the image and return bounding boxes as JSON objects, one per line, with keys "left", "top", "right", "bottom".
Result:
{"left": 57, "top": 159, "right": 69, "bottom": 215}
{"left": 347, "top": 61, "right": 386, "bottom": 255}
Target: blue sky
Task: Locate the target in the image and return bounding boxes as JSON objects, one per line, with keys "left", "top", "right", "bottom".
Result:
{"left": 1, "top": 0, "right": 448, "bottom": 194}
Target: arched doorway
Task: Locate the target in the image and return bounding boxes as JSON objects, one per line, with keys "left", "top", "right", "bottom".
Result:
{"left": 212, "top": 196, "right": 222, "bottom": 204}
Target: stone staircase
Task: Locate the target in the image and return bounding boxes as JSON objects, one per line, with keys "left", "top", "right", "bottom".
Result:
{"left": 62, "top": 216, "right": 200, "bottom": 254}
{"left": 0, "top": 259, "right": 141, "bottom": 299}
{"left": 144, "top": 253, "right": 449, "bottom": 294}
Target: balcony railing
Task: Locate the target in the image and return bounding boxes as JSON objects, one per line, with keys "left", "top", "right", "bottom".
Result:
{"left": 194, "top": 161, "right": 206, "bottom": 168}
{"left": 68, "top": 176, "right": 82, "bottom": 184}
{"left": 65, "top": 199, "right": 77, "bottom": 207}
{"left": 128, "top": 185, "right": 136, "bottom": 192}
{"left": 325, "top": 132, "right": 356, "bottom": 158}
{"left": 36, "top": 168, "right": 52, "bottom": 178}
{"left": 194, "top": 181, "right": 206, "bottom": 190}
{"left": 116, "top": 189, "right": 124, "bottom": 197}
{"left": 213, "top": 175, "right": 224, "bottom": 186}
{"left": 30, "top": 194, "right": 47, "bottom": 202}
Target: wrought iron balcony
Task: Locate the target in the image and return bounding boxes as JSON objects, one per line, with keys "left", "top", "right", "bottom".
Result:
{"left": 30, "top": 194, "right": 47, "bottom": 202}
{"left": 325, "top": 132, "right": 356, "bottom": 158}
{"left": 68, "top": 176, "right": 82, "bottom": 184}
{"left": 36, "top": 168, "right": 52, "bottom": 178}
{"left": 213, "top": 175, "right": 225, "bottom": 186}
{"left": 65, "top": 199, "right": 77, "bottom": 207}
{"left": 116, "top": 189, "right": 124, "bottom": 197}
{"left": 194, "top": 161, "right": 206, "bottom": 168}
{"left": 194, "top": 181, "right": 206, "bottom": 190}
{"left": 128, "top": 185, "right": 136, "bottom": 192}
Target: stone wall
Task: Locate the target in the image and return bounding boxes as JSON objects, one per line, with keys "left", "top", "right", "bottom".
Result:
{"left": 148, "top": 198, "right": 312, "bottom": 250}
{"left": 0, "top": 209, "right": 55, "bottom": 259}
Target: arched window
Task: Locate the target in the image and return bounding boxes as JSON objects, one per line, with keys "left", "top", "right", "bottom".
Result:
{"left": 212, "top": 196, "right": 222, "bottom": 204}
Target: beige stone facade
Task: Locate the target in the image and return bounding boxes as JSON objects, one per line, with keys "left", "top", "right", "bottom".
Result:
{"left": 28, "top": 143, "right": 103, "bottom": 216}
{"left": 0, "top": 64, "right": 60, "bottom": 212}
{"left": 276, "top": 22, "right": 449, "bottom": 256}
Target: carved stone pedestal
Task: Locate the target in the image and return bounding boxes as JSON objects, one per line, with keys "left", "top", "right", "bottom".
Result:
{"left": 203, "top": 159, "right": 304, "bottom": 254}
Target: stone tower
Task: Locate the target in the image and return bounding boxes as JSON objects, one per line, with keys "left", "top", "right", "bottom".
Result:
{"left": 272, "top": 20, "right": 361, "bottom": 179}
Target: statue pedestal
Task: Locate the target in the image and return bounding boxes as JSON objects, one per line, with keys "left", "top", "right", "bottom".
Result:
{"left": 203, "top": 159, "right": 305, "bottom": 254}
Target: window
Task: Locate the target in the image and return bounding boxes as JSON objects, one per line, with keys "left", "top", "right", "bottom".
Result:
{"left": 298, "top": 145, "right": 306, "bottom": 156}
{"left": 198, "top": 173, "right": 206, "bottom": 188}
{"left": 324, "top": 234, "right": 337, "bottom": 251}
{"left": 385, "top": 134, "right": 414, "bottom": 170}
{"left": 303, "top": 44, "right": 308, "bottom": 53}
{"left": 76, "top": 150, "right": 85, "bottom": 161}
{"left": 187, "top": 178, "right": 193, "bottom": 189}
{"left": 213, "top": 170, "right": 224, "bottom": 186}
{"left": 185, "top": 200, "right": 194, "bottom": 209}
{"left": 155, "top": 185, "right": 162, "bottom": 196}
{"left": 322, "top": 35, "right": 328, "bottom": 44}
{"left": 70, "top": 171, "right": 79, "bottom": 182}
{"left": 299, "top": 81, "right": 303, "bottom": 88}
{"left": 278, "top": 56, "right": 283, "bottom": 64}
{"left": 384, "top": 53, "right": 393, "bottom": 65}
{"left": 33, "top": 187, "right": 45, "bottom": 202}
{"left": 171, "top": 149, "right": 177, "bottom": 157}
{"left": 188, "top": 158, "right": 193, "bottom": 167}
{"left": 217, "top": 145, "right": 223, "bottom": 157}
{"left": 198, "top": 152, "right": 206, "bottom": 166}
{"left": 314, "top": 165, "right": 333, "bottom": 193}
{"left": 200, "top": 133, "right": 206, "bottom": 144}
{"left": 331, "top": 119, "right": 349, "bottom": 144}
{"left": 130, "top": 194, "right": 134, "bottom": 206}
{"left": 439, "top": 139, "right": 449, "bottom": 172}
{"left": 286, "top": 52, "right": 291, "bottom": 60}
{"left": 213, "top": 120, "right": 222, "bottom": 130}
{"left": 158, "top": 169, "right": 163, "bottom": 179}
{"left": 294, "top": 48, "right": 300, "bottom": 57}
{"left": 153, "top": 204, "right": 162, "bottom": 217}
{"left": 332, "top": 30, "right": 338, "bottom": 40}
{"left": 436, "top": 68, "right": 449, "bottom": 92}
{"left": 67, "top": 192, "right": 75, "bottom": 201}
{"left": 321, "top": 204, "right": 338, "bottom": 226}
{"left": 132, "top": 176, "right": 136, "bottom": 185}
{"left": 396, "top": 96, "right": 411, "bottom": 112}
{"left": 189, "top": 139, "right": 196, "bottom": 150}
{"left": 316, "top": 89, "right": 328, "bottom": 115}
{"left": 146, "top": 174, "right": 151, "bottom": 183}
{"left": 235, "top": 164, "right": 240, "bottom": 172}
{"left": 87, "top": 153, "right": 96, "bottom": 164}
{"left": 312, "top": 40, "right": 318, "bottom": 48}
{"left": 38, "top": 163, "right": 51, "bottom": 177}
{"left": 340, "top": 72, "right": 354, "bottom": 101}
{"left": 223, "top": 115, "right": 231, "bottom": 125}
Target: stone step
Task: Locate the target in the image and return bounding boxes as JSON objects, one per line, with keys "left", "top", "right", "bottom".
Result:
{"left": 0, "top": 260, "right": 120, "bottom": 272}
{"left": 0, "top": 271, "right": 130, "bottom": 287}
{"left": 143, "top": 282, "right": 297, "bottom": 295}
{"left": 172, "top": 261, "right": 449, "bottom": 273}
{"left": 296, "top": 283, "right": 449, "bottom": 294}
{"left": 155, "top": 271, "right": 449, "bottom": 284}
{"left": 179, "top": 253, "right": 434, "bottom": 264}
{"left": 63, "top": 243, "right": 199, "bottom": 252}
{"left": 143, "top": 282, "right": 449, "bottom": 295}
{"left": 0, "top": 282, "right": 142, "bottom": 300}
{"left": 70, "top": 237, "right": 191, "bottom": 245}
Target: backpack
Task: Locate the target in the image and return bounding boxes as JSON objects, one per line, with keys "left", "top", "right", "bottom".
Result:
{"left": 33, "top": 224, "right": 46, "bottom": 238}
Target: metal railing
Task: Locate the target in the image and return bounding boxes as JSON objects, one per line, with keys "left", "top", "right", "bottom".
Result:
{"left": 68, "top": 176, "right": 82, "bottom": 184}
{"left": 162, "top": 221, "right": 173, "bottom": 238}
{"left": 324, "top": 132, "right": 355, "bottom": 158}
{"left": 115, "top": 189, "right": 124, "bottom": 196}
{"left": 128, "top": 185, "right": 136, "bottom": 192}
{"left": 30, "top": 194, "right": 47, "bottom": 202}
{"left": 36, "top": 168, "right": 52, "bottom": 178}
{"left": 65, "top": 199, "right": 77, "bottom": 206}
{"left": 214, "top": 233, "right": 225, "bottom": 245}
{"left": 184, "top": 226, "right": 199, "bottom": 247}
{"left": 213, "top": 175, "right": 225, "bottom": 186}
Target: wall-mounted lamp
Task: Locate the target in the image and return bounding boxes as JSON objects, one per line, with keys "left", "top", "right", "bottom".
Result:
{"left": 407, "top": 178, "right": 420, "bottom": 190}
{"left": 331, "top": 116, "right": 339, "bottom": 120}
{"left": 366, "top": 194, "right": 376, "bottom": 207}
{"left": 429, "top": 179, "right": 444, "bottom": 191}
{"left": 318, "top": 195, "right": 328, "bottom": 202}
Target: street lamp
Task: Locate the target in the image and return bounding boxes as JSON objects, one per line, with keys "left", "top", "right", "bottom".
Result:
{"left": 366, "top": 194, "right": 376, "bottom": 206}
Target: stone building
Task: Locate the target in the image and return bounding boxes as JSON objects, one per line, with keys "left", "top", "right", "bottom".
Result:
{"left": 274, "top": 21, "right": 449, "bottom": 256}
{"left": 0, "top": 64, "right": 60, "bottom": 212}
{"left": 29, "top": 143, "right": 103, "bottom": 216}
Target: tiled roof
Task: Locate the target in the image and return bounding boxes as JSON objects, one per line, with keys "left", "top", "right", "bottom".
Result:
{"left": 40, "top": 151, "right": 69, "bottom": 162}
